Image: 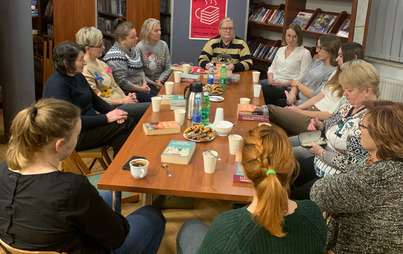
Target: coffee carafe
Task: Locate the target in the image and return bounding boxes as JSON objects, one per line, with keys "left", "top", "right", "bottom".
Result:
{"left": 184, "top": 82, "right": 204, "bottom": 120}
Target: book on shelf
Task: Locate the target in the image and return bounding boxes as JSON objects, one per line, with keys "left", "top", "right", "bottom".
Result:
{"left": 237, "top": 104, "right": 269, "bottom": 121}
{"left": 268, "top": 47, "right": 279, "bottom": 61}
{"left": 307, "top": 13, "right": 337, "bottom": 33}
{"left": 268, "top": 9, "right": 279, "bottom": 23}
{"left": 233, "top": 151, "right": 252, "bottom": 183}
{"left": 160, "top": 0, "right": 171, "bottom": 13}
{"left": 161, "top": 140, "right": 196, "bottom": 165}
{"left": 143, "top": 121, "right": 180, "bottom": 135}
{"left": 250, "top": 7, "right": 264, "bottom": 21}
{"left": 181, "top": 73, "right": 200, "bottom": 83}
{"left": 337, "top": 19, "right": 350, "bottom": 38}
{"left": 31, "top": 0, "right": 38, "bottom": 16}
{"left": 261, "top": 45, "right": 272, "bottom": 59}
{"left": 271, "top": 10, "right": 284, "bottom": 25}
{"left": 44, "top": 0, "right": 53, "bottom": 17}
{"left": 158, "top": 95, "right": 185, "bottom": 105}
{"left": 291, "top": 11, "right": 313, "bottom": 29}
{"left": 261, "top": 9, "right": 273, "bottom": 23}
{"left": 98, "top": 0, "right": 126, "bottom": 16}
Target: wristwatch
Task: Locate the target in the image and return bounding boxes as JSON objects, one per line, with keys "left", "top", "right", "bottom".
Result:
{"left": 296, "top": 82, "right": 302, "bottom": 88}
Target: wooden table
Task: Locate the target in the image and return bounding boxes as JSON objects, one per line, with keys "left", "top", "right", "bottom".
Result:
{"left": 98, "top": 71, "right": 264, "bottom": 209}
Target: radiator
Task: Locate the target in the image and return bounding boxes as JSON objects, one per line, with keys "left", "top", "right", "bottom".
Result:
{"left": 379, "top": 77, "right": 403, "bottom": 102}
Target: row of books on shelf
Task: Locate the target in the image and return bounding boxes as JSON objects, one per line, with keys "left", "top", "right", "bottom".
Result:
{"left": 291, "top": 11, "right": 350, "bottom": 38}
{"left": 44, "top": 0, "right": 53, "bottom": 17}
{"left": 98, "top": 17, "right": 114, "bottom": 36}
{"left": 160, "top": 16, "right": 171, "bottom": 34}
{"left": 249, "top": 7, "right": 285, "bottom": 26}
{"left": 98, "top": 0, "right": 126, "bottom": 16}
{"left": 31, "top": 0, "right": 39, "bottom": 16}
{"left": 248, "top": 41, "right": 279, "bottom": 61}
{"left": 160, "top": 0, "right": 171, "bottom": 13}
{"left": 102, "top": 38, "right": 114, "bottom": 53}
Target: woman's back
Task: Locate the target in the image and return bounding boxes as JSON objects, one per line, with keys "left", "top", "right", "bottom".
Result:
{"left": 196, "top": 200, "right": 326, "bottom": 254}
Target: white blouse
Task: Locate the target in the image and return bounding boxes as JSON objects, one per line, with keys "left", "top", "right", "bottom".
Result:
{"left": 267, "top": 46, "right": 312, "bottom": 82}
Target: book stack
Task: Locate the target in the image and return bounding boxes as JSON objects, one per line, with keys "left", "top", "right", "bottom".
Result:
{"left": 291, "top": 11, "right": 313, "bottom": 29}
{"left": 237, "top": 104, "right": 269, "bottom": 122}
{"left": 233, "top": 151, "right": 251, "bottom": 183}
{"left": 161, "top": 140, "right": 196, "bottom": 165}
{"left": 181, "top": 73, "right": 200, "bottom": 83}
{"left": 200, "top": 6, "right": 220, "bottom": 25}
{"left": 307, "top": 13, "right": 337, "bottom": 33}
{"left": 143, "top": 121, "right": 180, "bottom": 135}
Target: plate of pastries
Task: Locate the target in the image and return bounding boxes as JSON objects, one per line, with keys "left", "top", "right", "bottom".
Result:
{"left": 183, "top": 125, "right": 216, "bottom": 142}
{"left": 204, "top": 84, "right": 224, "bottom": 95}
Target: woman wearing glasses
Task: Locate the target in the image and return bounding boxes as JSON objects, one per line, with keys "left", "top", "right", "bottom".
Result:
{"left": 76, "top": 26, "right": 150, "bottom": 123}
{"left": 311, "top": 100, "right": 403, "bottom": 253}
{"left": 264, "top": 34, "right": 340, "bottom": 107}
{"left": 291, "top": 60, "right": 380, "bottom": 200}
{"left": 198, "top": 17, "right": 253, "bottom": 72}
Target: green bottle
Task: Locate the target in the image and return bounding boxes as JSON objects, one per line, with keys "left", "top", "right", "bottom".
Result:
{"left": 219, "top": 64, "right": 227, "bottom": 90}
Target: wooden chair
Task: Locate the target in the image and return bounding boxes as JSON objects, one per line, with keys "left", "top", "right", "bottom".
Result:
{"left": 77, "top": 146, "right": 112, "bottom": 171}
{"left": 0, "top": 238, "right": 67, "bottom": 254}
{"left": 42, "top": 39, "right": 54, "bottom": 85}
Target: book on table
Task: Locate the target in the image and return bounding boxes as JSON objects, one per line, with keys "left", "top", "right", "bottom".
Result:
{"left": 233, "top": 151, "right": 251, "bottom": 183}
{"left": 291, "top": 11, "right": 313, "bottom": 29}
{"left": 181, "top": 73, "right": 200, "bottom": 83}
{"left": 161, "top": 140, "right": 196, "bottom": 165}
{"left": 143, "top": 121, "right": 181, "bottom": 135}
{"left": 159, "top": 95, "right": 185, "bottom": 105}
{"left": 307, "top": 13, "right": 337, "bottom": 33}
{"left": 170, "top": 100, "right": 186, "bottom": 110}
{"left": 237, "top": 104, "right": 269, "bottom": 121}
{"left": 337, "top": 19, "right": 350, "bottom": 38}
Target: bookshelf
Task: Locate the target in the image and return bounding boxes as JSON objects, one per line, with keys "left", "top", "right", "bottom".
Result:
{"left": 160, "top": 0, "right": 172, "bottom": 49}
{"left": 97, "top": 0, "right": 160, "bottom": 52}
{"left": 248, "top": 0, "right": 372, "bottom": 74}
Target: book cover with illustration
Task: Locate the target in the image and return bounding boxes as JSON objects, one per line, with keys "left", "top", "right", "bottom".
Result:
{"left": 233, "top": 151, "right": 251, "bottom": 183}
{"left": 291, "top": 11, "right": 313, "bottom": 29}
{"left": 181, "top": 73, "right": 200, "bottom": 83}
{"left": 159, "top": 95, "right": 185, "bottom": 105}
{"left": 237, "top": 104, "right": 269, "bottom": 121}
{"left": 143, "top": 121, "right": 181, "bottom": 135}
{"left": 307, "top": 13, "right": 337, "bottom": 33}
{"left": 337, "top": 19, "right": 350, "bottom": 38}
{"left": 161, "top": 140, "right": 196, "bottom": 165}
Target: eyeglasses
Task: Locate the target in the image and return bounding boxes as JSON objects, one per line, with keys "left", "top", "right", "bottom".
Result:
{"left": 316, "top": 46, "right": 326, "bottom": 51}
{"left": 220, "top": 27, "right": 234, "bottom": 31}
{"left": 89, "top": 44, "right": 104, "bottom": 48}
{"left": 358, "top": 121, "right": 368, "bottom": 130}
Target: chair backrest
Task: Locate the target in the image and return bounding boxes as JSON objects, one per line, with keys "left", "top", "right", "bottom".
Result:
{"left": 60, "top": 150, "right": 91, "bottom": 175}
{"left": 0, "top": 238, "right": 67, "bottom": 254}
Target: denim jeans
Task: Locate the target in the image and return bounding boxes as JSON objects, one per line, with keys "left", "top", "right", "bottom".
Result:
{"left": 100, "top": 192, "right": 166, "bottom": 254}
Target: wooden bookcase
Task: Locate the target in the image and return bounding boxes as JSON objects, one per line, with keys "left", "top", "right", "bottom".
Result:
{"left": 160, "top": 0, "right": 172, "bottom": 49}
{"left": 248, "top": 0, "right": 372, "bottom": 74}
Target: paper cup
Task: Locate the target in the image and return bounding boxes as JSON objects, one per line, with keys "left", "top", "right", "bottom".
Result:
{"left": 203, "top": 150, "right": 218, "bottom": 174}
{"left": 174, "top": 109, "right": 186, "bottom": 126}
{"left": 165, "top": 81, "right": 174, "bottom": 95}
{"left": 182, "top": 64, "right": 190, "bottom": 74}
{"left": 253, "top": 84, "right": 261, "bottom": 98}
{"left": 252, "top": 71, "right": 260, "bottom": 83}
{"left": 240, "top": 97, "right": 250, "bottom": 104}
{"left": 151, "top": 97, "right": 162, "bottom": 112}
{"left": 130, "top": 159, "right": 149, "bottom": 179}
{"left": 228, "top": 134, "right": 243, "bottom": 155}
{"left": 213, "top": 108, "right": 224, "bottom": 125}
{"left": 174, "top": 71, "right": 182, "bottom": 83}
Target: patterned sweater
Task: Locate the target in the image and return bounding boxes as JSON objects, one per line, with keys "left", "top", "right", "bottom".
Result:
{"left": 196, "top": 200, "right": 327, "bottom": 254}
{"left": 198, "top": 35, "right": 253, "bottom": 72}
{"left": 311, "top": 159, "right": 403, "bottom": 253}
{"left": 103, "top": 41, "right": 145, "bottom": 93}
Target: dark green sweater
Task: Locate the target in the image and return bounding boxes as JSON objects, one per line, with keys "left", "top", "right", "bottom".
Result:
{"left": 196, "top": 200, "right": 326, "bottom": 254}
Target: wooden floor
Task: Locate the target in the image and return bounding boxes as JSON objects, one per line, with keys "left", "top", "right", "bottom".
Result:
{"left": 0, "top": 109, "right": 241, "bottom": 254}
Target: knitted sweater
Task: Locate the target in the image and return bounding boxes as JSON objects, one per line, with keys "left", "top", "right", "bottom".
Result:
{"left": 196, "top": 200, "right": 327, "bottom": 254}
{"left": 198, "top": 35, "right": 253, "bottom": 72}
{"left": 136, "top": 40, "right": 172, "bottom": 84}
{"left": 311, "top": 159, "right": 403, "bottom": 254}
{"left": 103, "top": 41, "right": 145, "bottom": 93}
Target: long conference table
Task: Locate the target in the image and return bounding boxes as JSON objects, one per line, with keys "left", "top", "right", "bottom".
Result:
{"left": 98, "top": 70, "right": 264, "bottom": 210}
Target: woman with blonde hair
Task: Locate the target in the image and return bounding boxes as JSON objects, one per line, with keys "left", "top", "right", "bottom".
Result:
{"left": 136, "top": 18, "right": 172, "bottom": 92}
{"left": 311, "top": 100, "right": 403, "bottom": 253}
{"left": 177, "top": 124, "right": 326, "bottom": 253}
{"left": 0, "top": 98, "right": 165, "bottom": 253}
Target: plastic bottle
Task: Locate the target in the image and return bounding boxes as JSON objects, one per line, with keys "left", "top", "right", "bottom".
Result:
{"left": 192, "top": 94, "right": 202, "bottom": 125}
{"left": 207, "top": 63, "right": 215, "bottom": 87}
{"left": 201, "top": 91, "right": 210, "bottom": 126}
{"left": 219, "top": 63, "right": 227, "bottom": 90}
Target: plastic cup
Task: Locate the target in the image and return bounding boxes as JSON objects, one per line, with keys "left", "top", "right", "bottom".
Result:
{"left": 130, "top": 159, "right": 149, "bottom": 179}
{"left": 240, "top": 97, "right": 250, "bottom": 104}
{"left": 228, "top": 134, "right": 243, "bottom": 155}
{"left": 174, "top": 71, "right": 182, "bottom": 83}
{"left": 253, "top": 84, "right": 261, "bottom": 98}
{"left": 165, "top": 81, "right": 174, "bottom": 95}
{"left": 213, "top": 108, "right": 224, "bottom": 125}
{"left": 252, "top": 71, "right": 260, "bottom": 83}
{"left": 151, "top": 97, "right": 162, "bottom": 112}
{"left": 203, "top": 150, "right": 218, "bottom": 174}
{"left": 174, "top": 109, "right": 186, "bottom": 126}
{"left": 182, "top": 64, "right": 190, "bottom": 74}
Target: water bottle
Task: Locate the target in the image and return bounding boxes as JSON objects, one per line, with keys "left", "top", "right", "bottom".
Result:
{"left": 192, "top": 94, "right": 202, "bottom": 125}
{"left": 201, "top": 91, "right": 210, "bottom": 126}
{"left": 220, "top": 64, "right": 227, "bottom": 90}
{"left": 207, "top": 63, "right": 215, "bottom": 86}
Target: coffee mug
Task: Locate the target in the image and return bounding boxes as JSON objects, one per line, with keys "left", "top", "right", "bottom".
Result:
{"left": 130, "top": 159, "right": 149, "bottom": 179}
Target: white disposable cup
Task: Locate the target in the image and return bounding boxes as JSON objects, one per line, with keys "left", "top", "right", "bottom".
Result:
{"left": 203, "top": 150, "right": 218, "bottom": 174}
{"left": 165, "top": 81, "right": 174, "bottom": 95}
{"left": 174, "top": 109, "right": 186, "bottom": 126}
{"left": 151, "top": 97, "right": 162, "bottom": 112}
{"left": 228, "top": 134, "right": 243, "bottom": 155}
{"left": 252, "top": 71, "right": 260, "bottom": 83}
{"left": 130, "top": 159, "right": 149, "bottom": 179}
{"left": 182, "top": 64, "right": 190, "bottom": 74}
{"left": 240, "top": 97, "right": 250, "bottom": 104}
{"left": 213, "top": 108, "right": 224, "bottom": 125}
{"left": 174, "top": 71, "right": 182, "bottom": 83}
{"left": 253, "top": 84, "right": 261, "bottom": 98}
